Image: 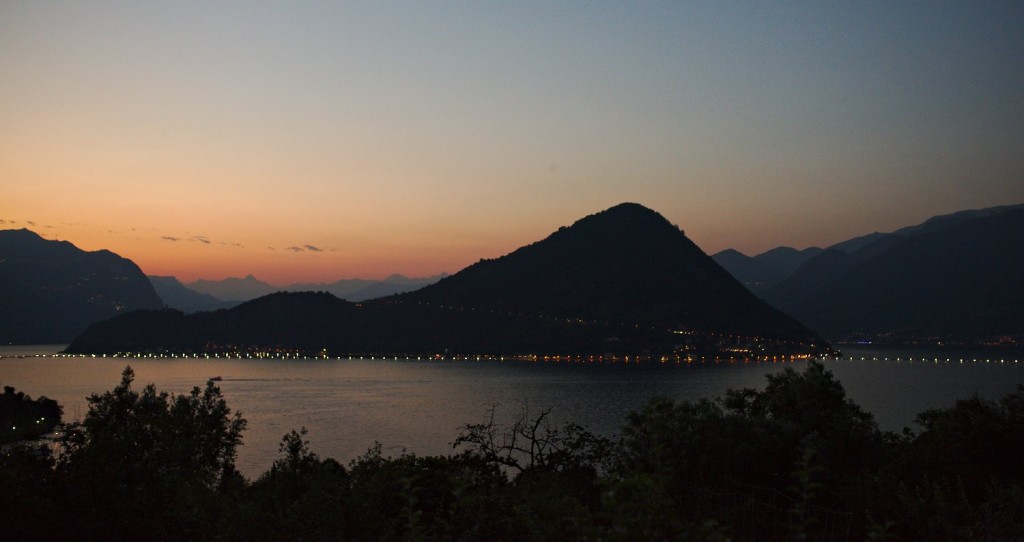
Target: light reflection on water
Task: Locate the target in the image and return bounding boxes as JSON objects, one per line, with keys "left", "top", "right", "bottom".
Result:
{"left": 1, "top": 344, "right": 1021, "bottom": 479}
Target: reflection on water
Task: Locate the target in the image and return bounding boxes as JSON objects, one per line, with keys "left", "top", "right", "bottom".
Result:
{"left": 1, "top": 344, "right": 1021, "bottom": 479}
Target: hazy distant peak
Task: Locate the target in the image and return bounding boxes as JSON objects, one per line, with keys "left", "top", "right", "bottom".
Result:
{"left": 199, "top": 274, "right": 268, "bottom": 284}
{"left": 755, "top": 246, "right": 799, "bottom": 258}
{"left": 186, "top": 274, "right": 278, "bottom": 302}
{"left": 713, "top": 248, "right": 749, "bottom": 258}
{"left": 379, "top": 273, "right": 449, "bottom": 285}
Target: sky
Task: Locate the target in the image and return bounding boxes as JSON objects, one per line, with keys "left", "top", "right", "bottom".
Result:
{"left": 2, "top": 1, "right": 1023, "bottom": 285}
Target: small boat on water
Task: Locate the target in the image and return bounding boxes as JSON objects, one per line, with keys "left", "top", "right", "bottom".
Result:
{"left": 209, "top": 376, "right": 223, "bottom": 381}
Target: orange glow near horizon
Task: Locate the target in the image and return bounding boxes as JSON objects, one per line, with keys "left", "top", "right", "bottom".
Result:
{"left": 3, "top": 215, "right": 502, "bottom": 285}
{"left": 3, "top": 3, "right": 1022, "bottom": 284}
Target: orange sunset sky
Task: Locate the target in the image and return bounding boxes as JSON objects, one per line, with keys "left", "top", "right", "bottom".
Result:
{"left": 3, "top": 3, "right": 1023, "bottom": 285}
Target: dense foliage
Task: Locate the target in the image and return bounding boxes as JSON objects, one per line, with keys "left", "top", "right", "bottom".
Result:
{"left": 3, "top": 362, "right": 1022, "bottom": 540}
{"left": 0, "top": 384, "right": 62, "bottom": 443}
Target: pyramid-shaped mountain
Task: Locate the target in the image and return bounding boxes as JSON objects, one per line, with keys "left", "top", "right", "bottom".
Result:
{"left": 404, "top": 203, "right": 814, "bottom": 338}
{"left": 66, "top": 204, "right": 826, "bottom": 357}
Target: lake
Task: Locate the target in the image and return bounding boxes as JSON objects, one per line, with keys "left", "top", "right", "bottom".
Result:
{"left": 2, "top": 344, "right": 1022, "bottom": 479}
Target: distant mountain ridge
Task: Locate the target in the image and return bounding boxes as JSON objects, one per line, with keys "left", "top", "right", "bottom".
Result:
{"left": 714, "top": 204, "right": 1024, "bottom": 287}
{"left": 0, "top": 229, "right": 163, "bottom": 343}
{"left": 711, "top": 247, "right": 822, "bottom": 292}
{"left": 148, "top": 276, "right": 239, "bottom": 313}
{"left": 66, "top": 204, "right": 827, "bottom": 357}
{"left": 714, "top": 204, "right": 1024, "bottom": 341}
{"left": 186, "top": 274, "right": 277, "bottom": 301}
{"left": 763, "top": 208, "right": 1024, "bottom": 341}
{"left": 184, "top": 273, "right": 447, "bottom": 303}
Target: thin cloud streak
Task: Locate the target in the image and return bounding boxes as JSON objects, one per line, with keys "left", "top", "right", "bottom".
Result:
{"left": 284, "top": 244, "right": 331, "bottom": 253}
{"left": 162, "top": 234, "right": 244, "bottom": 248}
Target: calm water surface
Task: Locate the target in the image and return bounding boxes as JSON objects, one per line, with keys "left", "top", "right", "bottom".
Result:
{"left": 2, "top": 344, "right": 1022, "bottom": 479}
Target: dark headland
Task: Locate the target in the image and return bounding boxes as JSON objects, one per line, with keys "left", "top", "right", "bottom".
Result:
{"left": 0, "top": 229, "right": 164, "bottom": 344}
{"left": 65, "top": 203, "right": 830, "bottom": 359}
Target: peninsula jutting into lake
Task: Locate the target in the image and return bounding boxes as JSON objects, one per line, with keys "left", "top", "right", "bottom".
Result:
{"left": 64, "top": 204, "right": 831, "bottom": 359}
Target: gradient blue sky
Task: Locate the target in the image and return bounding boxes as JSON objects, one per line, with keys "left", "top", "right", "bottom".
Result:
{"left": 2, "top": 1, "right": 1022, "bottom": 283}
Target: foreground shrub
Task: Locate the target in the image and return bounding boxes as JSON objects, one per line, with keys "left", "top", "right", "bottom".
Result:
{"left": 56, "top": 366, "right": 246, "bottom": 540}
{"left": 4, "top": 362, "right": 1021, "bottom": 540}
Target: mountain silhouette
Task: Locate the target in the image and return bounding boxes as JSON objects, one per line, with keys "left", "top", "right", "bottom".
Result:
{"left": 148, "top": 276, "right": 239, "bottom": 313}
{"left": 66, "top": 204, "right": 826, "bottom": 357}
{"left": 184, "top": 273, "right": 448, "bottom": 302}
{"left": 715, "top": 204, "right": 1024, "bottom": 293}
{"left": 0, "top": 229, "right": 164, "bottom": 343}
{"left": 284, "top": 273, "right": 448, "bottom": 301}
{"left": 766, "top": 208, "right": 1024, "bottom": 340}
{"left": 711, "top": 246, "right": 822, "bottom": 292}
{"left": 759, "top": 249, "right": 857, "bottom": 313}
{"left": 403, "top": 203, "right": 814, "bottom": 338}
{"left": 186, "top": 274, "right": 279, "bottom": 301}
